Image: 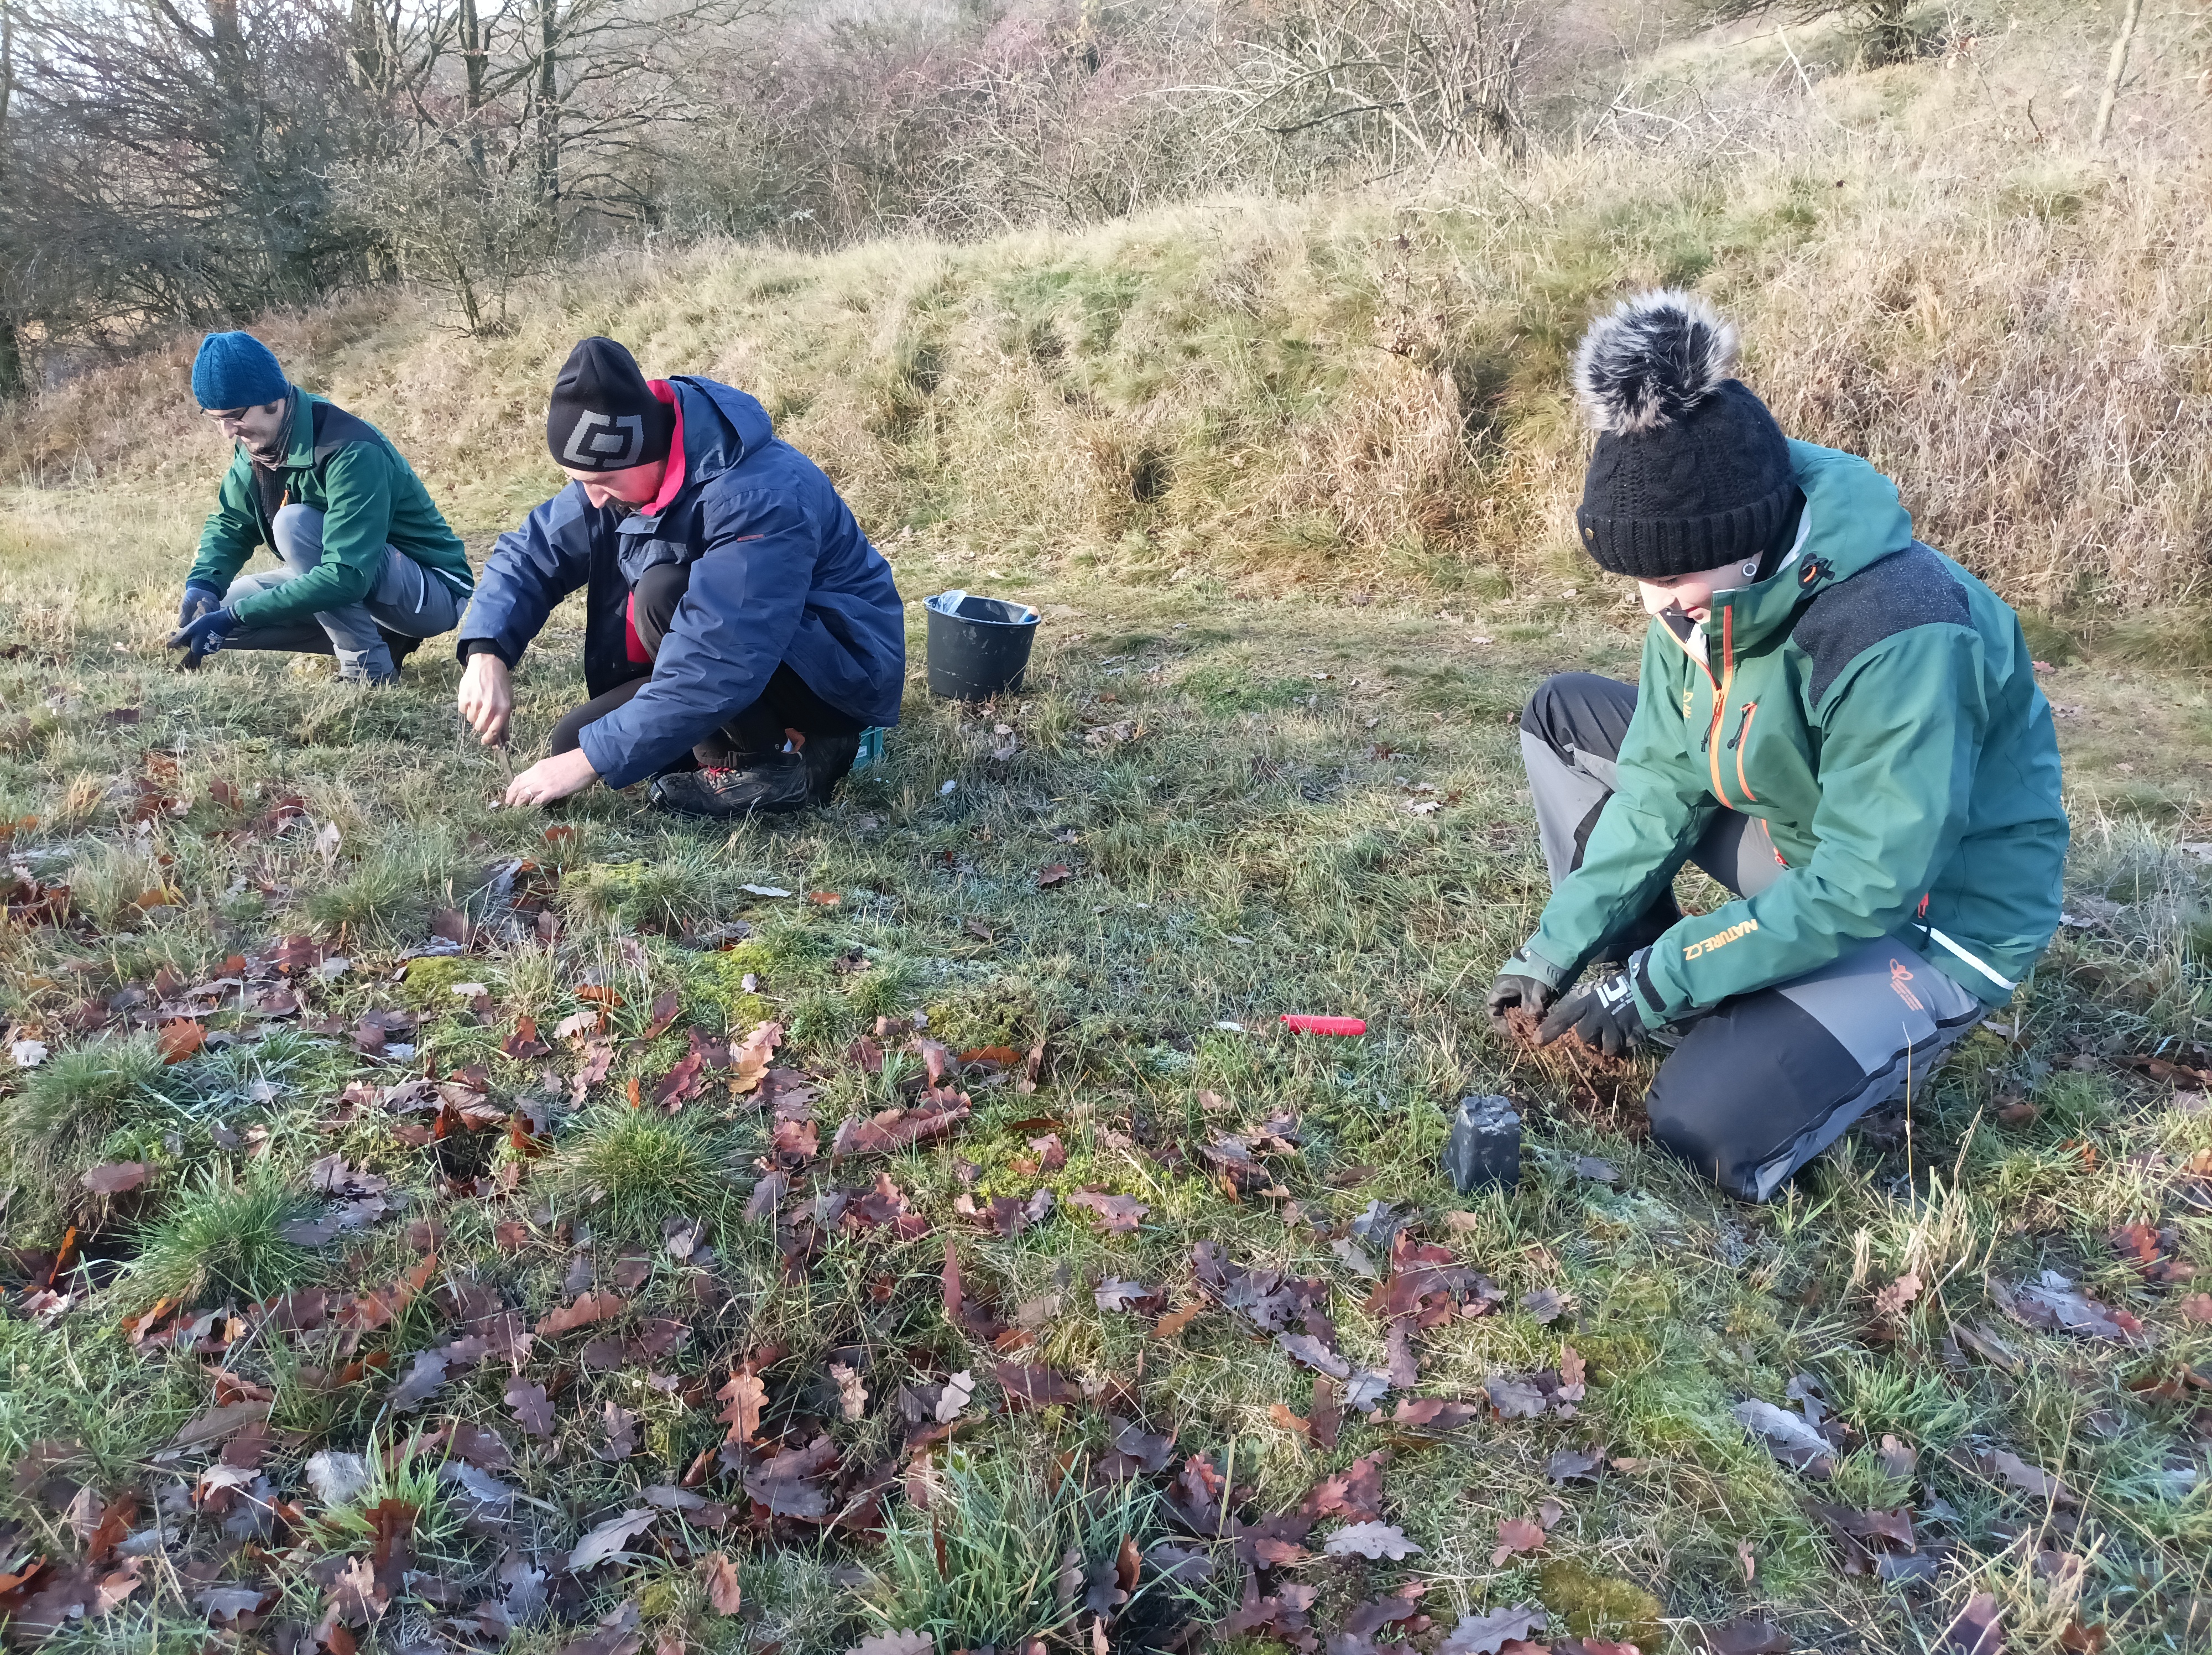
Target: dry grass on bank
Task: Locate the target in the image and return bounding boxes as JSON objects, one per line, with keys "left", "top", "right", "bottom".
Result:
{"left": 3, "top": 5, "right": 2209, "bottom": 632}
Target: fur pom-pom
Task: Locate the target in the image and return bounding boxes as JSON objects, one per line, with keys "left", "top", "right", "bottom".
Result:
{"left": 1572, "top": 290, "right": 1739, "bottom": 435}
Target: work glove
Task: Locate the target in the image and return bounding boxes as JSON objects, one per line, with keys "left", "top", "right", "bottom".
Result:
{"left": 1537, "top": 952, "right": 1652, "bottom": 1059}
{"left": 167, "top": 605, "right": 238, "bottom": 669}
{"left": 176, "top": 583, "right": 221, "bottom": 629}
{"left": 1485, "top": 969, "right": 1557, "bottom": 1033}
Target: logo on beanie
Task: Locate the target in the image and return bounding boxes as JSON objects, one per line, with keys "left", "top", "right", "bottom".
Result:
{"left": 562, "top": 410, "right": 645, "bottom": 469}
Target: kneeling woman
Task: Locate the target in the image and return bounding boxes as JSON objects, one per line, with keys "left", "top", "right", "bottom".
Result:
{"left": 1487, "top": 293, "right": 2067, "bottom": 1201}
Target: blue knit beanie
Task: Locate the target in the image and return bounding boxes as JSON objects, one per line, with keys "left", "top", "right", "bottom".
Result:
{"left": 191, "top": 331, "right": 289, "bottom": 410}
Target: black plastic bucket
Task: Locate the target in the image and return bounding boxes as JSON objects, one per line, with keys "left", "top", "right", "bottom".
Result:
{"left": 924, "top": 591, "right": 1039, "bottom": 700}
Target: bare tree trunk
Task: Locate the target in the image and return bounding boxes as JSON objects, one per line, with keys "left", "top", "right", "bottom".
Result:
{"left": 2090, "top": 0, "right": 2143, "bottom": 147}
{"left": 458, "top": 0, "right": 489, "bottom": 170}
{"left": 534, "top": 0, "right": 560, "bottom": 228}
{"left": 348, "top": 0, "right": 387, "bottom": 92}
{"left": 1, "top": 0, "right": 28, "bottom": 401}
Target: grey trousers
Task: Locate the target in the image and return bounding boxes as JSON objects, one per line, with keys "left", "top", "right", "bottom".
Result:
{"left": 1520, "top": 673, "right": 1988, "bottom": 1201}
{"left": 223, "top": 504, "right": 463, "bottom": 681}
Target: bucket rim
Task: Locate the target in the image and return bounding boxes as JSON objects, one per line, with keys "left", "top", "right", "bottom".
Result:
{"left": 923, "top": 590, "right": 1040, "bottom": 627}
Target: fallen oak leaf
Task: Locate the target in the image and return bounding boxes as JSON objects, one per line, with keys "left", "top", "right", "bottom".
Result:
{"left": 1278, "top": 1332, "right": 1350, "bottom": 1378}
{"left": 1490, "top": 1516, "right": 1545, "bottom": 1566}
{"left": 717, "top": 1368, "right": 767, "bottom": 1445}
{"left": 501, "top": 1015, "right": 551, "bottom": 1061}
{"left": 1094, "top": 1277, "right": 1159, "bottom": 1313}
{"left": 1441, "top": 1605, "right": 1547, "bottom": 1655}
{"left": 1322, "top": 1521, "right": 1423, "bottom": 1560}
{"left": 566, "top": 1508, "right": 657, "bottom": 1573}
{"left": 993, "top": 1361, "right": 1082, "bottom": 1411}
{"left": 156, "top": 1018, "right": 205, "bottom": 1064}
{"left": 1985, "top": 1448, "right": 2077, "bottom": 1506}
{"left": 1152, "top": 1302, "right": 1203, "bottom": 1340}
{"left": 536, "top": 1290, "right": 626, "bottom": 1335}
{"left": 641, "top": 989, "right": 683, "bottom": 1039}
{"left": 1067, "top": 1188, "right": 1149, "bottom": 1234}
{"left": 1393, "top": 1397, "right": 1481, "bottom": 1431}
{"left": 847, "top": 1635, "right": 934, "bottom": 1655}
{"left": 1940, "top": 1591, "right": 2004, "bottom": 1655}
{"left": 936, "top": 1370, "right": 977, "bottom": 1423}
{"left": 1546, "top": 1445, "right": 1605, "bottom": 1483}
{"left": 80, "top": 1162, "right": 152, "bottom": 1196}
{"left": 1699, "top": 1620, "right": 1787, "bottom": 1655}
{"left": 830, "top": 1362, "right": 868, "bottom": 1422}
{"left": 504, "top": 1378, "right": 555, "bottom": 1439}
{"left": 701, "top": 1551, "right": 741, "bottom": 1616}
{"left": 1874, "top": 1271, "right": 1923, "bottom": 1319}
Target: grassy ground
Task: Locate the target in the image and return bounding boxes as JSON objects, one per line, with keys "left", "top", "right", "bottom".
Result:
{"left": 0, "top": 504, "right": 2206, "bottom": 1654}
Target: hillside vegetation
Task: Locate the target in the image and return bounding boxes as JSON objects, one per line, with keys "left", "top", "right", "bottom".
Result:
{"left": 5, "top": 2, "right": 2210, "bottom": 628}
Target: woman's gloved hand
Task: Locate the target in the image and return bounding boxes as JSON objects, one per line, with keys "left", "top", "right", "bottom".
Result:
{"left": 1485, "top": 969, "right": 1557, "bottom": 1033}
{"left": 168, "top": 605, "right": 238, "bottom": 668}
{"left": 176, "top": 582, "right": 221, "bottom": 629}
{"left": 1536, "top": 955, "right": 1651, "bottom": 1059}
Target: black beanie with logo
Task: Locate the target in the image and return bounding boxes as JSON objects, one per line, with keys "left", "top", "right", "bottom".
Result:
{"left": 1570, "top": 292, "right": 1798, "bottom": 580}
{"left": 545, "top": 337, "right": 674, "bottom": 472}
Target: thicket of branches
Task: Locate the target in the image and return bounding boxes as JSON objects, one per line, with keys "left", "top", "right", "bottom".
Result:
{"left": 0, "top": 0, "right": 1533, "bottom": 389}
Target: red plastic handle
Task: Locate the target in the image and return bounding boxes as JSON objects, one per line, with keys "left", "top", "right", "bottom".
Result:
{"left": 1280, "top": 1014, "right": 1367, "bottom": 1036}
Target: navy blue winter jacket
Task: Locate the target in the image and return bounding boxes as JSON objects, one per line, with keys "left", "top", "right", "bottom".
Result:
{"left": 458, "top": 376, "right": 905, "bottom": 789}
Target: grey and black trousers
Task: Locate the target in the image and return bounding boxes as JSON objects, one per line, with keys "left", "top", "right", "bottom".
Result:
{"left": 1519, "top": 672, "right": 1986, "bottom": 1201}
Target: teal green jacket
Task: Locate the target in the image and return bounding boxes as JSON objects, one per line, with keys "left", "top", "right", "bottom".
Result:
{"left": 1522, "top": 443, "right": 2068, "bottom": 1021}
{"left": 189, "top": 391, "right": 473, "bottom": 628}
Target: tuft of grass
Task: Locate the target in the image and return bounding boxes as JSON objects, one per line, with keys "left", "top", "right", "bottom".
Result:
{"left": 314, "top": 1427, "right": 469, "bottom": 1560}
{"left": 1, "top": 1031, "right": 169, "bottom": 1227}
{"left": 123, "top": 1164, "right": 320, "bottom": 1309}
{"left": 67, "top": 837, "right": 174, "bottom": 931}
{"left": 300, "top": 845, "right": 438, "bottom": 939}
{"left": 861, "top": 1443, "right": 1216, "bottom": 1647}
{"left": 846, "top": 956, "right": 921, "bottom": 1023}
{"left": 551, "top": 1103, "right": 747, "bottom": 1238}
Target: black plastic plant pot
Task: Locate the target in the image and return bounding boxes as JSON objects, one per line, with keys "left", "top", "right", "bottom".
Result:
{"left": 924, "top": 591, "right": 1039, "bottom": 701}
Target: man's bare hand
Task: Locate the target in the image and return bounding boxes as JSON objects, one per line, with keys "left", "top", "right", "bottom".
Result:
{"left": 505, "top": 748, "right": 597, "bottom": 809}
{"left": 458, "top": 652, "right": 513, "bottom": 746}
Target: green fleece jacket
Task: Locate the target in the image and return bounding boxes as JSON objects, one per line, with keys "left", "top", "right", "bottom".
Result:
{"left": 1520, "top": 442, "right": 2068, "bottom": 1021}
{"left": 189, "top": 391, "right": 472, "bottom": 628}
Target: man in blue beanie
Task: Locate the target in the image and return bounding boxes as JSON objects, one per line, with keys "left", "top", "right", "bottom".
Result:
{"left": 169, "top": 331, "right": 474, "bottom": 683}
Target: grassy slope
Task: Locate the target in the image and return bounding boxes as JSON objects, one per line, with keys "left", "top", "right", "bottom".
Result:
{"left": 0, "top": 7, "right": 2209, "bottom": 1655}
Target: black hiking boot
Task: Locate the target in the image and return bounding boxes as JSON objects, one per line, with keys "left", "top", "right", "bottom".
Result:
{"left": 379, "top": 627, "right": 425, "bottom": 673}
{"left": 800, "top": 731, "right": 862, "bottom": 805}
{"left": 649, "top": 752, "right": 811, "bottom": 819}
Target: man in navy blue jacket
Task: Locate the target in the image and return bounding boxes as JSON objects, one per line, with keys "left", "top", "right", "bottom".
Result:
{"left": 456, "top": 338, "right": 905, "bottom": 818}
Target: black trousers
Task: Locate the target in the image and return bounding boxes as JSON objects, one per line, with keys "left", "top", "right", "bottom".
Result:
{"left": 1520, "top": 673, "right": 1987, "bottom": 1201}
{"left": 548, "top": 562, "right": 864, "bottom": 768}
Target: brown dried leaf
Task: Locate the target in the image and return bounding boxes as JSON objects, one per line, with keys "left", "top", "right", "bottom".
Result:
{"left": 701, "top": 1551, "right": 742, "bottom": 1616}
{"left": 1068, "top": 1188, "right": 1149, "bottom": 1234}
{"left": 80, "top": 1161, "right": 152, "bottom": 1196}
{"left": 1490, "top": 1516, "right": 1545, "bottom": 1566}
{"left": 1874, "top": 1271, "right": 1923, "bottom": 1319}
{"left": 536, "top": 1290, "right": 626, "bottom": 1335}
{"left": 718, "top": 1368, "right": 767, "bottom": 1445}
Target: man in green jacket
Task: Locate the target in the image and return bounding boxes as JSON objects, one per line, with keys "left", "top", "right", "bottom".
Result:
{"left": 168, "top": 331, "right": 474, "bottom": 684}
{"left": 1486, "top": 292, "right": 2068, "bottom": 1201}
